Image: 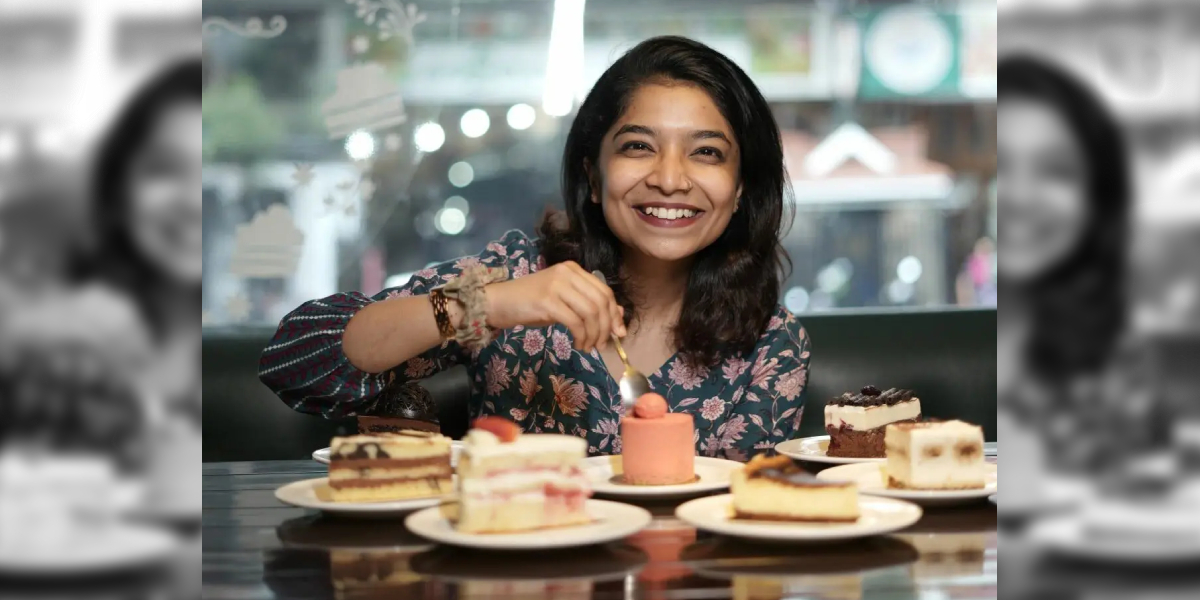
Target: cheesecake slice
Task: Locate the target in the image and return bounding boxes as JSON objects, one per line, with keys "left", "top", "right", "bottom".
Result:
{"left": 731, "top": 454, "right": 859, "bottom": 522}
{"left": 825, "top": 386, "right": 921, "bottom": 458}
{"left": 328, "top": 431, "right": 453, "bottom": 502}
{"left": 884, "top": 420, "right": 985, "bottom": 490}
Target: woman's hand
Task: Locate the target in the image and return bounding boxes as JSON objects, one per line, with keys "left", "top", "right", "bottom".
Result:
{"left": 485, "top": 261, "right": 626, "bottom": 351}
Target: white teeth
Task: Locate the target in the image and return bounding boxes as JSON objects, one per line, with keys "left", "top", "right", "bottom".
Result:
{"left": 640, "top": 207, "right": 697, "bottom": 220}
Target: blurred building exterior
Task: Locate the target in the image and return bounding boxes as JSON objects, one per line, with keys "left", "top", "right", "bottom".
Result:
{"left": 200, "top": 0, "right": 998, "bottom": 328}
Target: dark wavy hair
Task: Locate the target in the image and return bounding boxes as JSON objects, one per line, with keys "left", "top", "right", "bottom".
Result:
{"left": 538, "top": 36, "right": 792, "bottom": 368}
{"left": 85, "top": 57, "right": 202, "bottom": 336}
{"left": 998, "top": 55, "right": 1129, "bottom": 381}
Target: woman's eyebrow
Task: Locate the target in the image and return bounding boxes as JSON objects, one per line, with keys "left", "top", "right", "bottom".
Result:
{"left": 692, "top": 130, "right": 731, "bottom": 144}
{"left": 613, "top": 124, "right": 655, "bottom": 139}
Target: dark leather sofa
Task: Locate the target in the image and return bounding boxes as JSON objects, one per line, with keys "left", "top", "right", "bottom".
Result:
{"left": 203, "top": 309, "right": 996, "bottom": 462}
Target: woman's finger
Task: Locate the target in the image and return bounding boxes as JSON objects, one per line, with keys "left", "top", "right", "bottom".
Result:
{"left": 571, "top": 264, "right": 626, "bottom": 338}
{"left": 569, "top": 276, "right": 612, "bottom": 350}
{"left": 556, "top": 288, "right": 602, "bottom": 351}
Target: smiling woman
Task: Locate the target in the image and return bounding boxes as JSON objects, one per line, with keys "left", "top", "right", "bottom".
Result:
{"left": 260, "top": 37, "right": 810, "bottom": 461}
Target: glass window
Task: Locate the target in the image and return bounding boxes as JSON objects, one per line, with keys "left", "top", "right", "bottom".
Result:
{"left": 201, "top": 0, "right": 998, "bottom": 328}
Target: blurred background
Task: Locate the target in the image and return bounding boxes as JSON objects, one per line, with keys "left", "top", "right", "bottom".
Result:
{"left": 999, "top": 0, "right": 1200, "bottom": 598}
{"left": 200, "top": 0, "right": 998, "bottom": 331}
{"left": 0, "top": 0, "right": 200, "bottom": 597}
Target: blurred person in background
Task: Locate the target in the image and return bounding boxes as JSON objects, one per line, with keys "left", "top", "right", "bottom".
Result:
{"left": 956, "top": 236, "right": 997, "bottom": 307}
{"left": 83, "top": 57, "right": 202, "bottom": 431}
{"left": 997, "top": 55, "right": 1132, "bottom": 474}
{"left": 261, "top": 37, "right": 810, "bottom": 459}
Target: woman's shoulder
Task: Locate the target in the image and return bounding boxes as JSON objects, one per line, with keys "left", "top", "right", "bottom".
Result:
{"left": 756, "top": 305, "right": 809, "bottom": 356}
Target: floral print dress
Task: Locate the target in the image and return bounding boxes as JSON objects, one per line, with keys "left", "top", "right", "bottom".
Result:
{"left": 259, "top": 230, "right": 812, "bottom": 461}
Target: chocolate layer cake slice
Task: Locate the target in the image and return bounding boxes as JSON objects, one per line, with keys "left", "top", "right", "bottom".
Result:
{"left": 730, "top": 454, "right": 860, "bottom": 522}
{"left": 328, "top": 431, "right": 453, "bottom": 502}
{"left": 824, "top": 386, "right": 921, "bottom": 458}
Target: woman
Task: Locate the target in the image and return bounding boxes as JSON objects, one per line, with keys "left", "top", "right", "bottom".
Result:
{"left": 261, "top": 37, "right": 811, "bottom": 460}
{"left": 997, "top": 55, "right": 1133, "bottom": 471}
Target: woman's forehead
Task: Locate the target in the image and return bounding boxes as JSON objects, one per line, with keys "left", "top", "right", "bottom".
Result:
{"left": 614, "top": 83, "right": 733, "bottom": 136}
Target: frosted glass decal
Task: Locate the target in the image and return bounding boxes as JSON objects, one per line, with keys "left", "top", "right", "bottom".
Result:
{"left": 229, "top": 205, "right": 305, "bottom": 278}
{"left": 322, "top": 61, "right": 408, "bottom": 140}
{"left": 347, "top": 0, "right": 428, "bottom": 45}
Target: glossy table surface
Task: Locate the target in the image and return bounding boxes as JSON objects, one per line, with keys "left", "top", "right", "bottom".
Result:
{"left": 203, "top": 459, "right": 997, "bottom": 599}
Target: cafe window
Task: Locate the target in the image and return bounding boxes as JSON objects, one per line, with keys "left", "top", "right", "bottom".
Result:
{"left": 201, "top": 0, "right": 998, "bottom": 328}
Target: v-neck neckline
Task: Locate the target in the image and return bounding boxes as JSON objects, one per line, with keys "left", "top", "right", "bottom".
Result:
{"left": 588, "top": 346, "right": 678, "bottom": 392}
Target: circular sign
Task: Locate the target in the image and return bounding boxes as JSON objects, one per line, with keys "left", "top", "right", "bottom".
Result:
{"left": 864, "top": 6, "right": 954, "bottom": 96}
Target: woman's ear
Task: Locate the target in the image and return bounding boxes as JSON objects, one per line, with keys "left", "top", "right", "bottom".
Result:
{"left": 734, "top": 182, "right": 743, "bottom": 212}
{"left": 585, "top": 162, "right": 600, "bottom": 204}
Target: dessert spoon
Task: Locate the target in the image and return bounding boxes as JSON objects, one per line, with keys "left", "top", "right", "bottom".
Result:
{"left": 591, "top": 270, "right": 651, "bottom": 412}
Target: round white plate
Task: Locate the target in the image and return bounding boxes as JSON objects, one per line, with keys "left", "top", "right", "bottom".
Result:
{"left": 1029, "top": 515, "right": 1200, "bottom": 564}
{"left": 274, "top": 477, "right": 451, "bottom": 517}
{"left": 581, "top": 456, "right": 741, "bottom": 498}
{"left": 774, "top": 436, "right": 882, "bottom": 464}
{"left": 816, "top": 462, "right": 997, "bottom": 507}
{"left": 405, "top": 499, "right": 652, "bottom": 550}
{"left": 989, "top": 494, "right": 997, "bottom": 505}
{"left": 0, "top": 524, "right": 180, "bottom": 576}
{"left": 675, "top": 494, "right": 922, "bottom": 543}
{"left": 313, "top": 441, "right": 464, "bottom": 465}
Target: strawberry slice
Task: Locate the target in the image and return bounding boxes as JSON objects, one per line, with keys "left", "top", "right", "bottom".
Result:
{"left": 472, "top": 416, "right": 521, "bottom": 442}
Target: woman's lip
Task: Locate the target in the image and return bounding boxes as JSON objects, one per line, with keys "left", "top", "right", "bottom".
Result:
{"left": 633, "top": 206, "right": 703, "bottom": 229}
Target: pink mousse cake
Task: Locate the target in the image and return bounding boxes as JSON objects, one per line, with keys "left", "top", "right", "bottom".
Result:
{"left": 620, "top": 394, "right": 696, "bottom": 485}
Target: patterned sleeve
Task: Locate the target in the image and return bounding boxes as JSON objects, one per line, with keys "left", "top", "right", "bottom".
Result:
{"left": 726, "top": 312, "right": 812, "bottom": 461}
{"left": 258, "top": 229, "right": 539, "bottom": 419}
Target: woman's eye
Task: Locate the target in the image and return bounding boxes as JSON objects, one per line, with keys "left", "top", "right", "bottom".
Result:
{"left": 620, "top": 141, "right": 651, "bottom": 153}
{"left": 694, "top": 147, "right": 724, "bottom": 160}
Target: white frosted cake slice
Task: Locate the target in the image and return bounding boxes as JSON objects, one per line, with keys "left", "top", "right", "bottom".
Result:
{"left": 884, "top": 420, "right": 985, "bottom": 490}
{"left": 456, "top": 417, "right": 591, "bottom": 534}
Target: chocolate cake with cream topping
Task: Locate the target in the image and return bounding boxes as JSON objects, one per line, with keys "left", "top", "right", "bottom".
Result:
{"left": 824, "top": 386, "right": 922, "bottom": 458}
{"left": 730, "top": 454, "right": 860, "bottom": 522}
{"left": 328, "top": 431, "right": 453, "bottom": 502}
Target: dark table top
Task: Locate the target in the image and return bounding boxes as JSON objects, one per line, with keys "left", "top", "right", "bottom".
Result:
{"left": 204, "top": 459, "right": 997, "bottom": 599}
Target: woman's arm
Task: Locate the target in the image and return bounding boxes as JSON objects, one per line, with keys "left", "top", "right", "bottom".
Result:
{"left": 725, "top": 315, "right": 812, "bottom": 461}
{"left": 258, "top": 230, "right": 537, "bottom": 418}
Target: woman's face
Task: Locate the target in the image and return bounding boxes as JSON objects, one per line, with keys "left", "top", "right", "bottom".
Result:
{"left": 997, "top": 98, "right": 1090, "bottom": 283}
{"left": 127, "top": 101, "right": 203, "bottom": 284}
{"left": 594, "top": 83, "right": 741, "bottom": 265}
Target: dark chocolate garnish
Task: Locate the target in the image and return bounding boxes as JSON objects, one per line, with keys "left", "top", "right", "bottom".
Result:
{"left": 829, "top": 387, "right": 916, "bottom": 408}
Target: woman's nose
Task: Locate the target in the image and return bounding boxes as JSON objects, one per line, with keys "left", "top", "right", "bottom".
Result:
{"left": 645, "top": 150, "right": 691, "bottom": 195}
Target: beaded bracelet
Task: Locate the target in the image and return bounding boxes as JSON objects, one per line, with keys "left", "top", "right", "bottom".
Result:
{"left": 440, "top": 265, "right": 509, "bottom": 349}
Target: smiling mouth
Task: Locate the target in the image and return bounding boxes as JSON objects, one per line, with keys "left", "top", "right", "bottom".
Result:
{"left": 633, "top": 204, "right": 704, "bottom": 221}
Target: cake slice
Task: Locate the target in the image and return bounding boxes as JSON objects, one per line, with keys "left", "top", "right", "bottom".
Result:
{"left": 328, "top": 431, "right": 453, "bottom": 502}
{"left": 455, "top": 417, "right": 591, "bottom": 534}
{"left": 884, "top": 420, "right": 985, "bottom": 490}
{"left": 730, "top": 454, "right": 859, "bottom": 522}
{"left": 825, "top": 386, "right": 921, "bottom": 458}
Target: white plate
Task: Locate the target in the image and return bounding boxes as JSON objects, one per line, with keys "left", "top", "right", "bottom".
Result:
{"left": 775, "top": 437, "right": 997, "bottom": 465}
{"left": 313, "top": 441, "right": 464, "bottom": 465}
{"left": 274, "top": 477, "right": 451, "bottom": 517}
{"left": 1029, "top": 516, "right": 1200, "bottom": 564}
{"left": 774, "top": 436, "right": 882, "bottom": 465}
{"left": 581, "top": 456, "right": 741, "bottom": 498}
{"left": 675, "top": 494, "right": 922, "bottom": 543}
{"left": 405, "top": 499, "right": 652, "bottom": 550}
{"left": 816, "top": 462, "right": 997, "bottom": 507}
{"left": 0, "top": 524, "right": 180, "bottom": 576}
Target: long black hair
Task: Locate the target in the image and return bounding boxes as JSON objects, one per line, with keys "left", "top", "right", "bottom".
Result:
{"left": 539, "top": 36, "right": 792, "bottom": 368}
{"left": 86, "top": 57, "right": 202, "bottom": 335}
{"left": 998, "top": 55, "right": 1129, "bottom": 381}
